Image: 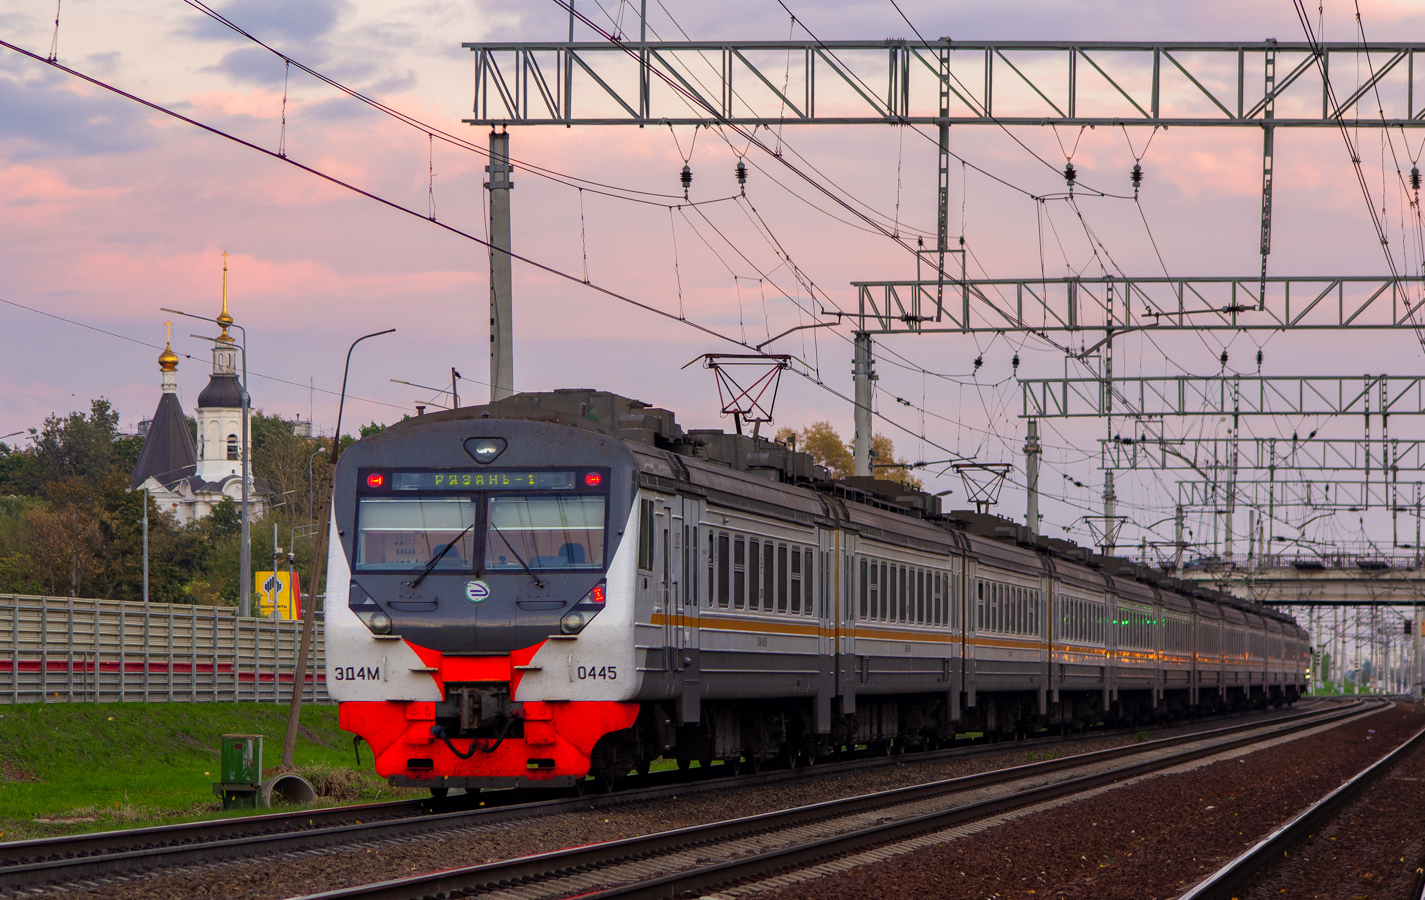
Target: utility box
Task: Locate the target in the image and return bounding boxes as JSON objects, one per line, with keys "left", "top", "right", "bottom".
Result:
{"left": 220, "top": 734, "right": 262, "bottom": 783}
{"left": 214, "top": 734, "right": 263, "bottom": 809}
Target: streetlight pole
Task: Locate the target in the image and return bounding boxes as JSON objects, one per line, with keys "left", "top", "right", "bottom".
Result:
{"left": 282, "top": 327, "right": 395, "bottom": 768}
{"left": 142, "top": 486, "right": 149, "bottom": 605}
{"left": 164, "top": 306, "right": 252, "bottom": 616}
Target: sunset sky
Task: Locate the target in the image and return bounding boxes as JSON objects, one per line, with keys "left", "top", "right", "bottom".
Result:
{"left": 4, "top": 0, "right": 1425, "bottom": 556}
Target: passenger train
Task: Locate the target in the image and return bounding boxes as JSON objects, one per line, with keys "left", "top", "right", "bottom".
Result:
{"left": 325, "top": 389, "right": 1310, "bottom": 793}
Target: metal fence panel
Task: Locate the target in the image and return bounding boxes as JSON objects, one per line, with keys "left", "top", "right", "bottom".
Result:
{"left": 0, "top": 595, "right": 327, "bottom": 704}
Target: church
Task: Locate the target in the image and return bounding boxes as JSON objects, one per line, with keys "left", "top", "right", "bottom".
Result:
{"left": 130, "top": 272, "right": 268, "bottom": 524}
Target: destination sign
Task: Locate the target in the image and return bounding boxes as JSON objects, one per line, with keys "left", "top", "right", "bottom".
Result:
{"left": 388, "top": 470, "right": 577, "bottom": 491}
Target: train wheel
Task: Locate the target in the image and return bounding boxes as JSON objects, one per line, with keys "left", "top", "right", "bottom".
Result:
{"left": 429, "top": 787, "right": 449, "bottom": 799}
{"left": 676, "top": 758, "right": 691, "bottom": 770}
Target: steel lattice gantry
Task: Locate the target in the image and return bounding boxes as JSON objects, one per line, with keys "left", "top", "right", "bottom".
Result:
{"left": 463, "top": 40, "right": 1425, "bottom": 127}
{"left": 850, "top": 275, "right": 1425, "bottom": 334}
{"left": 1101, "top": 437, "right": 1425, "bottom": 473}
{"left": 1020, "top": 374, "right": 1425, "bottom": 419}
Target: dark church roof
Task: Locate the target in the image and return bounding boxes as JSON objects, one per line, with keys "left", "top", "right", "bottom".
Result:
{"left": 197, "top": 373, "right": 243, "bottom": 409}
{"left": 131, "top": 392, "right": 197, "bottom": 489}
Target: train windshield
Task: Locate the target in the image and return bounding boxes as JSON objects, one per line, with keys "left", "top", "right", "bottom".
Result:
{"left": 486, "top": 495, "right": 606, "bottom": 571}
{"left": 355, "top": 497, "right": 478, "bottom": 571}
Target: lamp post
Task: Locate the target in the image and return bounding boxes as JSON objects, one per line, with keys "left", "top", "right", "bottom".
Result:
{"left": 282, "top": 327, "right": 395, "bottom": 768}
{"left": 164, "top": 306, "right": 253, "bottom": 617}
{"left": 141, "top": 485, "right": 149, "bottom": 605}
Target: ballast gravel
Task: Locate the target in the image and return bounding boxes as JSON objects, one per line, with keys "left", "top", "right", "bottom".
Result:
{"left": 16, "top": 704, "right": 1335, "bottom": 900}
{"left": 753, "top": 702, "right": 1424, "bottom": 900}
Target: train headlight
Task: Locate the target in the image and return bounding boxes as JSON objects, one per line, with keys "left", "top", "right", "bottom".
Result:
{"left": 369, "top": 612, "right": 392, "bottom": 634}
{"left": 559, "top": 581, "right": 607, "bottom": 635}
{"left": 464, "top": 437, "right": 507, "bottom": 464}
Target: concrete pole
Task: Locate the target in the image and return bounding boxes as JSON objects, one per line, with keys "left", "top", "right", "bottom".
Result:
{"left": 1024, "top": 418, "right": 1040, "bottom": 535}
{"left": 1102, "top": 470, "right": 1117, "bottom": 555}
{"left": 488, "top": 129, "right": 514, "bottom": 402}
{"left": 1174, "top": 504, "right": 1185, "bottom": 576}
{"left": 853, "top": 332, "right": 874, "bottom": 477}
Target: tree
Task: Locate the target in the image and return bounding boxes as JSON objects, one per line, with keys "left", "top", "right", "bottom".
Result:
{"left": 776, "top": 421, "right": 852, "bottom": 478}
{"left": 775, "top": 422, "right": 922, "bottom": 488}
{"left": 25, "top": 399, "right": 121, "bottom": 493}
{"left": 872, "top": 434, "right": 924, "bottom": 490}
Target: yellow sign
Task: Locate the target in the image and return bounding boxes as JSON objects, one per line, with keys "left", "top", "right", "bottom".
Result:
{"left": 256, "top": 571, "right": 302, "bottom": 620}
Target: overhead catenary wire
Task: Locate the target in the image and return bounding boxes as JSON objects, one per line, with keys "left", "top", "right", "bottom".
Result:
{"left": 0, "top": 37, "right": 961, "bottom": 467}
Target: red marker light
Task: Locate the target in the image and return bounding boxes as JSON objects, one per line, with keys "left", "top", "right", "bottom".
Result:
{"left": 366, "top": 473, "right": 385, "bottom": 488}
{"left": 584, "top": 472, "right": 602, "bottom": 487}
{"left": 588, "top": 584, "right": 606, "bottom": 605}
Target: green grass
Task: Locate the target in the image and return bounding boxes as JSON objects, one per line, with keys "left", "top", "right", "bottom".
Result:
{"left": 0, "top": 702, "right": 416, "bottom": 841}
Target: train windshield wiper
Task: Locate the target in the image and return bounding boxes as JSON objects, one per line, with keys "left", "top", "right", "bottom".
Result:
{"left": 408, "top": 521, "right": 477, "bottom": 589}
{"left": 491, "top": 522, "right": 545, "bottom": 588}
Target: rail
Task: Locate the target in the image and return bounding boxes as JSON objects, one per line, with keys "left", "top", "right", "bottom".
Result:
{"left": 293, "top": 701, "right": 1378, "bottom": 900}
{"left": 1178, "top": 716, "right": 1425, "bottom": 900}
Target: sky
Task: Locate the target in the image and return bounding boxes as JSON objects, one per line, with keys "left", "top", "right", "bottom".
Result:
{"left": 5, "top": 0, "right": 1425, "bottom": 569}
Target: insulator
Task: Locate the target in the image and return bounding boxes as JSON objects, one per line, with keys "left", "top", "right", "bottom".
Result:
{"left": 1131, "top": 164, "right": 1143, "bottom": 187}
{"left": 973, "top": 355, "right": 983, "bottom": 370}
{"left": 1063, "top": 162, "right": 1077, "bottom": 187}
{"left": 680, "top": 164, "right": 692, "bottom": 190}
{"left": 735, "top": 161, "right": 747, "bottom": 186}
{"left": 1256, "top": 349, "right": 1263, "bottom": 367}
{"left": 1012, "top": 353, "right": 1020, "bottom": 371}
{"left": 1413, "top": 166, "right": 1421, "bottom": 191}
{"left": 1220, "top": 349, "right": 1229, "bottom": 367}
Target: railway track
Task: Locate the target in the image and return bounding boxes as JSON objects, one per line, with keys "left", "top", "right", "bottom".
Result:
{"left": 1179, "top": 711, "right": 1425, "bottom": 900}
{"left": 290, "top": 699, "right": 1379, "bottom": 900}
{"left": 0, "top": 701, "right": 1341, "bottom": 894}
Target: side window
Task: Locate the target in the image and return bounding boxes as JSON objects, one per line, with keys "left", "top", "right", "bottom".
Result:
{"left": 688, "top": 525, "right": 697, "bottom": 606}
{"left": 790, "top": 547, "right": 802, "bottom": 613}
{"left": 748, "top": 539, "right": 761, "bottom": 610}
{"left": 706, "top": 530, "right": 714, "bottom": 608}
{"left": 869, "top": 560, "right": 880, "bottom": 620}
{"left": 764, "top": 542, "right": 775, "bottom": 612}
{"left": 716, "top": 532, "right": 730, "bottom": 608}
{"left": 809, "top": 547, "right": 819, "bottom": 616}
{"left": 859, "top": 559, "right": 868, "bottom": 620}
{"left": 637, "top": 499, "right": 655, "bottom": 571}
{"left": 976, "top": 580, "right": 984, "bottom": 630}
{"left": 898, "top": 566, "right": 908, "bottom": 622}
{"left": 879, "top": 562, "right": 889, "bottom": 620}
{"left": 733, "top": 536, "right": 746, "bottom": 610}
{"left": 916, "top": 570, "right": 926, "bottom": 624}
{"left": 777, "top": 544, "right": 789, "bottom": 612}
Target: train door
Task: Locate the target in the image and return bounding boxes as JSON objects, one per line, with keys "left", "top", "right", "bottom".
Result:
{"left": 679, "top": 496, "right": 702, "bottom": 722}
{"left": 963, "top": 557, "right": 977, "bottom": 707}
{"left": 837, "top": 534, "right": 856, "bottom": 711}
{"left": 661, "top": 497, "right": 684, "bottom": 673}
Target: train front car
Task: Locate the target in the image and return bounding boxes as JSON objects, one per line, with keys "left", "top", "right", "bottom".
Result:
{"left": 326, "top": 412, "right": 641, "bottom": 792}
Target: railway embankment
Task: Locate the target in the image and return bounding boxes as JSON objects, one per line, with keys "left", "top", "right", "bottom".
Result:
{"left": 0, "top": 702, "right": 394, "bottom": 840}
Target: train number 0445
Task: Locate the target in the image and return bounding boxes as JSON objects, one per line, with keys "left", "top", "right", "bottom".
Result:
{"left": 576, "top": 665, "right": 616, "bottom": 680}
{"left": 334, "top": 665, "right": 381, "bottom": 681}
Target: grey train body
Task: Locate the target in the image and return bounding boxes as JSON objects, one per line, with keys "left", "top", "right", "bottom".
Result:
{"left": 333, "top": 390, "right": 1308, "bottom": 777}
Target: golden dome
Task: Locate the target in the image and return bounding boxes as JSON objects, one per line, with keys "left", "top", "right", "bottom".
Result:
{"left": 158, "top": 321, "right": 179, "bottom": 371}
{"left": 216, "top": 250, "right": 234, "bottom": 341}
